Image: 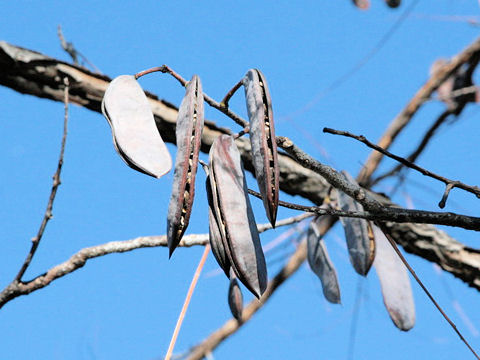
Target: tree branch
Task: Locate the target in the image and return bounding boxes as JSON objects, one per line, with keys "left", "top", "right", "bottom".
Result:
{"left": 14, "top": 78, "right": 70, "bottom": 282}
{"left": 323, "top": 127, "right": 480, "bottom": 208}
{"left": 357, "top": 36, "right": 480, "bottom": 184}
{"left": 1, "top": 41, "right": 480, "bottom": 291}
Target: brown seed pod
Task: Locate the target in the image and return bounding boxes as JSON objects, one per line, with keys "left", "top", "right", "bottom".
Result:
{"left": 243, "top": 69, "right": 279, "bottom": 228}
{"left": 167, "top": 75, "right": 204, "bottom": 257}
{"left": 101, "top": 75, "right": 172, "bottom": 178}
{"left": 209, "top": 134, "right": 268, "bottom": 298}
{"left": 372, "top": 224, "right": 415, "bottom": 331}
{"left": 336, "top": 171, "right": 375, "bottom": 276}
{"left": 228, "top": 268, "right": 244, "bottom": 321}
{"left": 307, "top": 217, "right": 341, "bottom": 304}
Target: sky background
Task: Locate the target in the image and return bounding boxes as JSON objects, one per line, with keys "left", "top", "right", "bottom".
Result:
{"left": 1, "top": 1, "right": 480, "bottom": 359}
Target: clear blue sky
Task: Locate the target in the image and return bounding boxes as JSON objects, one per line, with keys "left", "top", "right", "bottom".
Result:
{"left": 1, "top": 1, "right": 480, "bottom": 359}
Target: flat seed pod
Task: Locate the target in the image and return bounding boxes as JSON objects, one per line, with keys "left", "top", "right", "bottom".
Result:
{"left": 206, "top": 175, "right": 231, "bottom": 277}
{"left": 372, "top": 224, "right": 415, "bottom": 331}
{"left": 243, "top": 69, "right": 279, "bottom": 227}
{"left": 101, "top": 75, "right": 171, "bottom": 178}
{"left": 209, "top": 135, "right": 268, "bottom": 298}
{"left": 167, "top": 75, "right": 204, "bottom": 256}
{"left": 228, "top": 268, "right": 244, "bottom": 321}
{"left": 307, "top": 217, "right": 341, "bottom": 304}
{"left": 336, "top": 171, "right": 375, "bottom": 276}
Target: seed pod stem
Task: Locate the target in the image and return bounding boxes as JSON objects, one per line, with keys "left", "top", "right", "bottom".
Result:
{"left": 221, "top": 79, "right": 244, "bottom": 109}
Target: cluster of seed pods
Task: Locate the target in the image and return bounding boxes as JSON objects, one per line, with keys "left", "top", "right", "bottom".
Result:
{"left": 101, "top": 69, "right": 415, "bottom": 329}
{"left": 308, "top": 171, "right": 415, "bottom": 330}
{"left": 101, "top": 68, "right": 280, "bottom": 320}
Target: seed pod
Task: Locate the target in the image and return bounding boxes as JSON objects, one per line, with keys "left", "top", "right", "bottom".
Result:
{"left": 228, "top": 268, "right": 244, "bottom": 321}
{"left": 243, "top": 69, "right": 279, "bottom": 227}
{"left": 209, "top": 134, "right": 268, "bottom": 298}
{"left": 372, "top": 224, "right": 415, "bottom": 331}
{"left": 336, "top": 171, "right": 375, "bottom": 276}
{"left": 167, "top": 75, "right": 204, "bottom": 257}
{"left": 307, "top": 217, "right": 341, "bottom": 304}
{"left": 101, "top": 75, "right": 171, "bottom": 178}
{"left": 206, "top": 174, "right": 231, "bottom": 277}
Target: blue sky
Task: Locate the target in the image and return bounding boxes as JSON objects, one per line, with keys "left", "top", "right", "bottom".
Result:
{"left": 1, "top": 1, "right": 480, "bottom": 359}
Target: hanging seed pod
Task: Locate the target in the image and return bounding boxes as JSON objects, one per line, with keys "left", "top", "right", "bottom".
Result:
{"left": 336, "top": 171, "right": 375, "bottom": 276}
{"left": 228, "top": 268, "right": 244, "bottom": 321}
{"left": 101, "top": 75, "right": 171, "bottom": 178}
{"left": 167, "top": 75, "right": 204, "bottom": 257}
{"left": 209, "top": 135, "right": 268, "bottom": 298}
{"left": 372, "top": 224, "right": 415, "bottom": 331}
{"left": 307, "top": 217, "right": 341, "bottom": 304}
{"left": 206, "top": 174, "right": 231, "bottom": 277}
{"left": 243, "top": 69, "right": 279, "bottom": 227}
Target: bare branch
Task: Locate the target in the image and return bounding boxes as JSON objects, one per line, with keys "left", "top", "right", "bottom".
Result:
{"left": 323, "top": 127, "right": 480, "bottom": 208}
{"left": 276, "top": 136, "right": 480, "bottom": 231}
{"left": 14, "top": 78, "right": 70, "bottom": 282}
{"left": 0, "top": 214, "right": 308, "bottom": 309}
{"left": 357, "top": 36, "right": 480, "bottom": 184}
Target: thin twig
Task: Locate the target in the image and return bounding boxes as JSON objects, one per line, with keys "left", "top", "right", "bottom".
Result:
{"left": 377, "top": 223, "right": 480, "bottom": 360}
{"left": 358, "top": 36, "right": 480, "bottom": 184}
{"left": 372, "top": 109, "right": 452, "bottom": 186}
{"left": 0, "top": 214, "right": 310, "bottom": 309}
{"left": 275, "top": 137, "right": 480, "bottom": 231}
{"left": 14, "top": 78, "right": 70, "bottom": 282}
{"left": 165, "top": 245, "right": 211, "bottom": 360}
{"left": 323, "top": 127, "right": 480, "bottom": 207}
{"left": 220, "top": 79, "right": 244, "bottom": 108}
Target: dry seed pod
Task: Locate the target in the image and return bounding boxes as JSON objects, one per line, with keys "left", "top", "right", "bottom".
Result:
{"left": 307, "top": 217, "right": 341, "bottom": 304}
{"left": 167, "top": 75, "right": 204, "bottom": 256}
{"left": 209, "top": 135, "right": 268, "bottom": 298}
{"left": 243, "top": 69, "right": 279, "bottom": 227}
{"left": 372, "top": 224, "right": 415, "bottom": 331}
{"left": 101, "top": 75, "right": 171, "bottom": 178}
{"left": 206, "top": 175, "right": 231, "bottom": 277}
{"left": 228, "top": 268, "right": 244, "bottom": 321}
{"left": 336, "top": 171, "right": 375, "bottom": 276}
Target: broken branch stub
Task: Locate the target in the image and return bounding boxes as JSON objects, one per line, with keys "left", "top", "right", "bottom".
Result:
{"left": 243, "top": 69, "right": 279, "bottom": 227}
{"left": 167, "top": 75, "right": 205, "bottom": 256}
{"left": 336, "top": 171, "right": 375, "bottom": 276}
{"left": 307, "top": 217, "right": 341, "bottom": 304}
{"left": 101, "top": 75, "right": 172, "bottom": 178}
{"left": 209, "top": 135, "right": 268, "bottom": 298}
{"left": 372, "top": 224, "right": 415, "bottom": 331}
